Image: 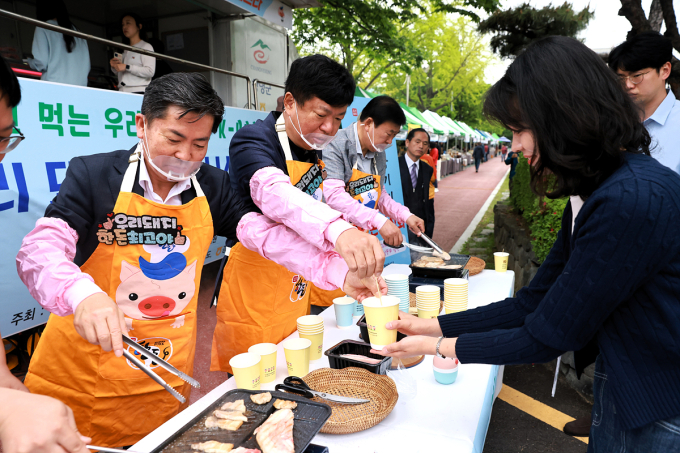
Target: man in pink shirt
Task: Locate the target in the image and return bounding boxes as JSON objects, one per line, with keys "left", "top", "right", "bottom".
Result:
{"left": 322, "top": 95, "right": 425, "bottom": 245}
{"left": 15, "top": 72, "right": 381, "bottom": 445}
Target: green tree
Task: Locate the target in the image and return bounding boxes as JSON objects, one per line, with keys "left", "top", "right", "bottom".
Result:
{"left": 370, "top": 13, "right": 496, "bottom": 129}
{"left": 477, "top": 2, "right": 594, "bottom": 58}
{"left": 292, "top": 0, "right": 499, "bottom": 86}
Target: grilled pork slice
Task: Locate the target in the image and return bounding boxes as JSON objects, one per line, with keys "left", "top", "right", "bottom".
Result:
{"left": 272, "top": 399, "right": 297, "bottom": 410}
{"left": 221, "top": 399, "right": 246, "bottom": 412}
{"left": 254, "top": 409, "right": 294, "bottom": 453}
{"left": 205, "top": 416, "right": 244, "bottom": 431}
{"left": 250, "top": 392, "right": 272, "bottom": 405}
{"left": 191, "top": 441, "right": 234, "bottom": 453}
{"left": 213, "top": 410, "right": 248, "bottom": 422}
{"left": 231, "top": 448, "right": 261, "bottom": 453}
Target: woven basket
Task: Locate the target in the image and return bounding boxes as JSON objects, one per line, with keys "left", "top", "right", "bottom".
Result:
{"left": 303, "top": 367, "right": 398, "bottom": 434}
{"left": 465, "top": 256, "right": 486, "bottom": 276}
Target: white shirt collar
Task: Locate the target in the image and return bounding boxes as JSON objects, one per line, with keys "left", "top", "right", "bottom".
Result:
{"left": 404, "top": 152, "right": 419, "bottom": 169}
{"left": 353, "top": 122, "right": 376, "bottom": 159}
{"left": 138, "top": 153, "right": 192, "bottom": 205}
{"left": 645, "top": 89, "right": 677, "bottom": 126}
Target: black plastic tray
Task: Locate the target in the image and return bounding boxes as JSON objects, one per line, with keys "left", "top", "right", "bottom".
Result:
{"left": 151, "top": 389, "right": 331, "bottom": 453}
{"left": 410, "top": 253, "right": 471, "bottom": 280}
{"left": 356, "top": 314, "right": 407, "bottom": 345}
{"left": 324, "top": 339, "right": 393, "bottom": 375}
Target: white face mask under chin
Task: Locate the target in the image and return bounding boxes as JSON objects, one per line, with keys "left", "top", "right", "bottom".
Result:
{"left": 141, "top": 120, "right": 203, "bottom": 182}
{"left": 361, "top": 123, "right": 390, "bottom": 152}
{"left": 286, "top": 102, "right": 335, "bottom": 150}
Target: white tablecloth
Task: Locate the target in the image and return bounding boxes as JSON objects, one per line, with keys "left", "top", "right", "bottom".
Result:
{"left": 133, "top": 269, "right": 515, "bottom": 453}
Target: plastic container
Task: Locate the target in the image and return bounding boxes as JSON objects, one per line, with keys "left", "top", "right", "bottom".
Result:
{"left": 356, "top": 314, "right": 406, "bottom": 345}
{"left": 324, "top": 339, "right": 393, "bottom": 375}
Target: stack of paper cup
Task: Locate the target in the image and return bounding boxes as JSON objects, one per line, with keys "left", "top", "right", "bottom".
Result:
{"left": 444, "top": 278, "right": 468, "bottom": 314}
{"left": 384, "top": 274, "right": 410, "bottom": 312}
{"left": 296, "top": 315, "right": 324, "bottom": 361}
{"left": 416, "top": 285, "right": 441, "bottom": 319}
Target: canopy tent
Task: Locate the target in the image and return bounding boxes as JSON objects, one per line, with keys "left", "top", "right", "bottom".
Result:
{"left": 499, "top": 136, "right": 511, "bottom": 142}
{"left": 491, "top": 133, "right": 500, "bottom": 140}
{"left": 440, "top": 116, "right": 468, "bottom": 136}
{"left": 354, "top": 87, "right": 379, "bottom": 98}
{"left": 400, "top": 104, "right": 444, "bottom": 135}
{"left": 423, "top": 110, "right": 456, "bottom": 137}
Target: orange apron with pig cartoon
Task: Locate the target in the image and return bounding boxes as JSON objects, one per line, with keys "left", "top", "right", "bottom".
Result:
{"left": 24, "top": 147, "right": 213, "bottom": 447}
{"left": 308, "top": 123, "right": 384, "bottom": 308}
{"left": 210, "top": 114, "right": 324, "bottom": 374}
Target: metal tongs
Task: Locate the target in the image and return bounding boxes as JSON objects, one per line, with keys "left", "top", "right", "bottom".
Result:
{"left": 122, "top": 336, "right": 200, "bottom": 403}
{"left": 384, "top": 233, "right": 450, "bottom": 259}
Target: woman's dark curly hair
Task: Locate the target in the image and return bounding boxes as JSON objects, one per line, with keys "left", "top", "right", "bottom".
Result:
{"left": 483, "top": 36, "right": 651, "bottom": 198}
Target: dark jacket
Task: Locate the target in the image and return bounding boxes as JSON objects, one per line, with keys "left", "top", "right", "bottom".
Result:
{"left": 439, "top": 153, "right": 680, "bottom": 430}
{"left": 228, "top": 111, "right": 318, "bottom": 215}
{"left": 45, "top": 147, "right": 246, "bottom": 266}
{"left": 473, "top": 145, "right": 484, "bottom": 161}
{"left": 505, "top": 152, "right": 518, "bottom": 179}
{"left": 398, "top": 155, "right": 434, "bottom": 232}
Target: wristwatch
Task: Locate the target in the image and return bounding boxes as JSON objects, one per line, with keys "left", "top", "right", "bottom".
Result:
{"left": 435, "top": 336, "right": 446, "bottom": 359}
{"left": 126, "top": 64, "right": 130, "bottom": 70}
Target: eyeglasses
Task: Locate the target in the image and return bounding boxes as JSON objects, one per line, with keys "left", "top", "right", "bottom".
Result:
{"left": 617, "top": 70, "right": 651, "bottom": 85}
{"left": 0, "top": 127, "right": 25, "bottom": 154}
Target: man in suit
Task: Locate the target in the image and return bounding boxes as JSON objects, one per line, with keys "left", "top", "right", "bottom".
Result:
{"left": 399, "top": 128, "right": 434, "bottom": 248}
{"left": 15, "top": 72, "right": 376, "bottom": 447}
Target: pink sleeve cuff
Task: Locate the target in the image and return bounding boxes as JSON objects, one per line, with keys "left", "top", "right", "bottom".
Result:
{"left": 16, "top": 217, "right": 104, "bottom": 316}
{"left": 322, "top": 178, "right": 388, "bottom": 232}
{"left": 65, "top": 278, "right": 106, "bottom": 313}
{"left": 237, "top": 212, "right": 348, "bottom": 290}
{"left": 378, "top": 190, "right": 412, "bottom": 226}
{"left": 325, "top": 220, "right": 355, "bottom": 245}
{"left": 250, "top": 167, "right": 349, "bottom": 249}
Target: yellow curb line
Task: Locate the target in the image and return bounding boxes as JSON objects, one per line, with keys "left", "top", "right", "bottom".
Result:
{"left": 498, "top": 384, "right": 589, "bottom": 444}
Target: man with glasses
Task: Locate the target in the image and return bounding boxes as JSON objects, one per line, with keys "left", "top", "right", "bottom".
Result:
{"left": 609, "top": 31, "right": 680, "bottom": 173}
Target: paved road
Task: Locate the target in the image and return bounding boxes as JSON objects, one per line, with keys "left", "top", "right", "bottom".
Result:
{"left": 433, "top": 155, "right": 509, "bottom": 252}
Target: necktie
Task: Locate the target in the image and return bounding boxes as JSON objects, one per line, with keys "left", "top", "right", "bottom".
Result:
{"left": 410, "top": 163, "right": 418, "bottom": 189}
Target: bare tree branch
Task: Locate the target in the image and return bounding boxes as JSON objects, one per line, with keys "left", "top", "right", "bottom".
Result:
{"left": 660, "top": 0, "right": 680, "bottom": 52}
{"left": 649, "top": 0, "right": 664, "bottom": 31}
{"left": 618, "top": 0, "right": 651, "bottom": 34}
{"left": 363, "top": 60, "right": 398, "bottom": 90}
{"left": 355, "top": 57, "right": 375, "bottom": 82}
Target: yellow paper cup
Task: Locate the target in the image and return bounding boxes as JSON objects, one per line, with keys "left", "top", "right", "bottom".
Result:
{"left": 283, "top": 338, "right": 311, "bottom": 377}
{"left": 299, "top": 331, "right": 324, "bottom": 361}
{"left": 494, "top": 252, "right": 509, "bottom": 273}
{"left": 248, "top": 343, "right": 277, "bottom": 384}
{"left": 229, "top": 352, "right": 261, "bottom": 390}
{"left": 362, "top": 296, "right": 400, "bottom": 350}
{"left": 418, "top": 307, "right": 441, "bottom": 319}
{"left": 297, "top": 315, "right": 324, "bottom": 329}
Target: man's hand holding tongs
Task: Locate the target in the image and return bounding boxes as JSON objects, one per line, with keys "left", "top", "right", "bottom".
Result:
{"left": 74, "top": 293, "right": 129, "bottom": 357}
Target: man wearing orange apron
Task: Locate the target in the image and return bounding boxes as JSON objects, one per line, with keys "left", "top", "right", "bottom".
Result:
{"left": 317, "top": 96, "right": 427, "bottom": 308}
{"left": 16, "top": 73, "right": 369, "bottom": 447}
{"left": 211, "top": 55, "right": 387, "bottom": 373}
{"left": 0, "top": 55, "right": 89, "bottom": 453}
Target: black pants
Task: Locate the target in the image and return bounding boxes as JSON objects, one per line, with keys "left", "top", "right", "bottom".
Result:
{"left": 475, "top": 157, "right": 481, "bottom": 171}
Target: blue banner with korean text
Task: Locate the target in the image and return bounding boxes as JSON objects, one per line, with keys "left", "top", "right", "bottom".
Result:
{"left": 0, "top": 79, "right": 408, "bottom": 337}
{"left": 0, "top": 79, "right": 267, "bottom": 337}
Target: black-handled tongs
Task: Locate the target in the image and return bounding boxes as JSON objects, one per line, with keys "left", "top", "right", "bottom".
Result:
{"left": 122, "top": 336, "right": 200, "bottom": 403}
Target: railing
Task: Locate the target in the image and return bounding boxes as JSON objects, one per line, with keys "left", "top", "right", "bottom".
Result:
{"left": 252, "top": 79, "right": 286, "bottom": 111}
{"left": 0, "top": 8, "right": 274, "bottom": 110}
